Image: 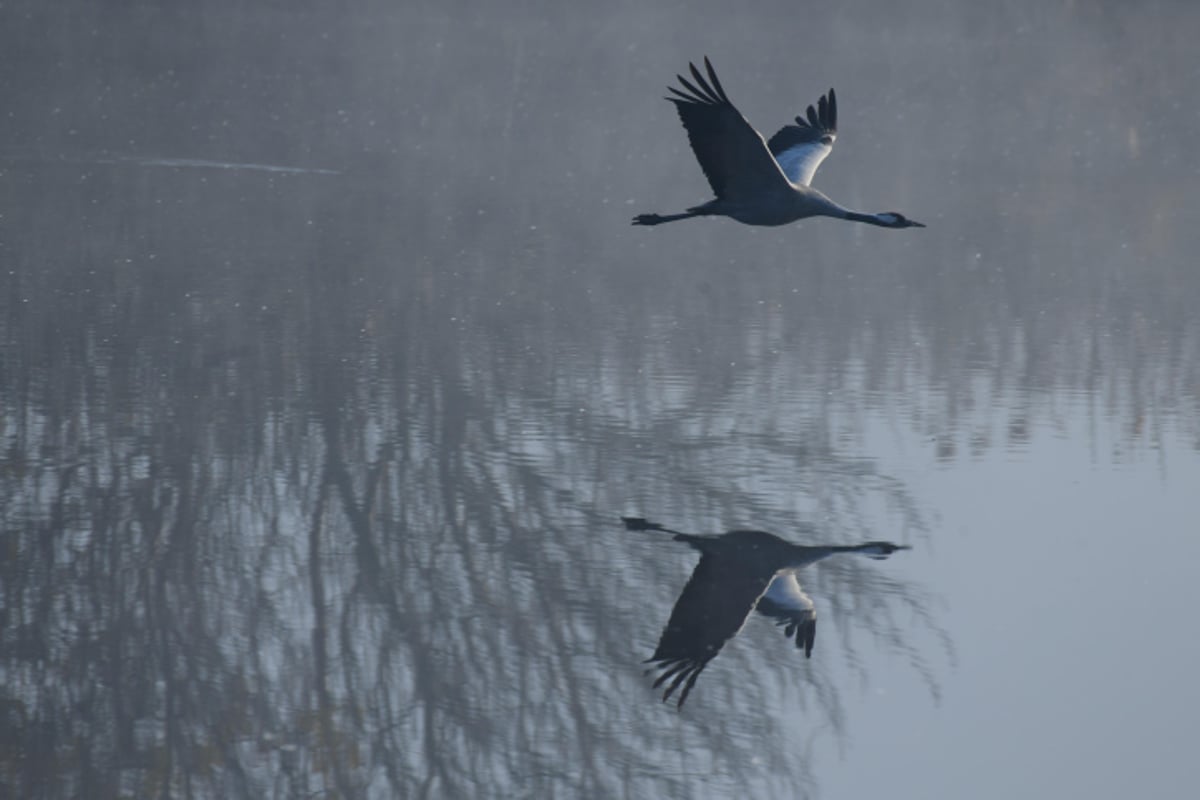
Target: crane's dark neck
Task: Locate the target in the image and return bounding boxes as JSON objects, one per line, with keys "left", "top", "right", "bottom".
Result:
{"left": 787, "top": 541, "right": 903, "bottom": 568}
{"left": 843, "top": 210, "right": 898, "bottom": 227}
{"left": 786, "top": 544, "right": 852, "bottom": 568}
{"left": 828, "top": 543, "right": 881, "bottom": 554}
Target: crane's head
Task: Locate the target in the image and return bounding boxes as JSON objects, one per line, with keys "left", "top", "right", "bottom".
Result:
{"left": 855, "top": 541, "right": 912, "bottom": 560}
{"left": 876, "top": 212, "right": 926, "bottom": 229}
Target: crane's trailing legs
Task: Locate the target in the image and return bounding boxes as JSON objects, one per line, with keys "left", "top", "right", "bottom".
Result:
{"left": 632, "top": 211, "right": 699, "bottom": 226}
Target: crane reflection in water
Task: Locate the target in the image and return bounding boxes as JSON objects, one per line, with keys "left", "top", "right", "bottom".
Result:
{"left": 622, "top": 516, "right": 911, "bottom": 709}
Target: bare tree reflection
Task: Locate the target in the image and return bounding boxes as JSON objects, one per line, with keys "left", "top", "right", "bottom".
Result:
{"left": 0, "top": 166, "right": 954, "bottom": 798}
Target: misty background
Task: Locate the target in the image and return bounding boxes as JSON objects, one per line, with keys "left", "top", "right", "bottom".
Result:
{"left": 2, "top": 0, "right": 1198, "bottom": 798}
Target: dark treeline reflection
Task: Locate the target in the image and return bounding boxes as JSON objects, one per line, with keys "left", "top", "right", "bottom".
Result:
{"left": 3, "top": 0, "right": 1200, "bottom": 797}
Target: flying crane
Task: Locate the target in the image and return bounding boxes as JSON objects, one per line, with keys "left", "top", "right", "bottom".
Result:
{"left": 633, "top": 58, "right": 925, "bottom": 230}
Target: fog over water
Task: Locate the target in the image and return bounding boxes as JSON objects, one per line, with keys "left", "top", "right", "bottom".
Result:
{"left": 2, "top": 1, "right": 1198, "bottom": 798}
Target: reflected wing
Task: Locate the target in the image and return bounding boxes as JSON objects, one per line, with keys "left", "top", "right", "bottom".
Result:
{"left": 755, "top": 572, "right": 817, "bottom": 658}
{"left": 646, "top": 553, "right": 776, "bottom": 708}
{"left": 666, "top": 57, "right": 792, "bottom": 201}
{"left": 767, "top": 88, "right": 837, "bottom": 186}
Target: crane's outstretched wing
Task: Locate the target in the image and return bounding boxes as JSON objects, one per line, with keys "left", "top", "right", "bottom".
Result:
{"left": 645, "top": 552, "right": 776, "bottom": 708}
{"left": 767, "top": 88, "right": 837, "bottom": 186}
{"left": 755, "top": 572, "right": 817, "bottom": 658}
{"left": 665, "top": 57, "right": 792, "bottom": 202}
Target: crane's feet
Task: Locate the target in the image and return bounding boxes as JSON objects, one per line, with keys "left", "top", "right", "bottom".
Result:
{"left": 632, "top": 214, "right": 664, "bottom": 226}
{"left": 621, "top": 516, "right": 665, "bottom": 531}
